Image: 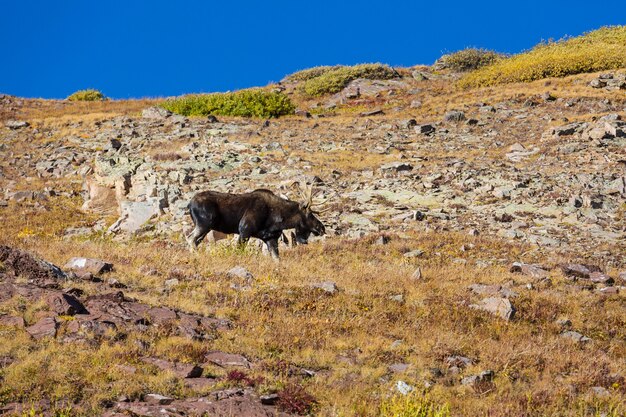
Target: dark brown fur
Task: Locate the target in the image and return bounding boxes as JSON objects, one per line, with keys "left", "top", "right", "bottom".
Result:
{"left": 186, "top": 189, "right": 325, "bottom": 259}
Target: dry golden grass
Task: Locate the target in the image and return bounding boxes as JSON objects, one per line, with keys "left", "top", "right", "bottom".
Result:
{"left": 0, "top": 191, "right": 624, "bottom": 416}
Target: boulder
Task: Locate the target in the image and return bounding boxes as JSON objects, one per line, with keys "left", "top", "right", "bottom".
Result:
{"left": 45, "top": 292, "right": 88, "bottom": 315}
{"left": 26, "top": 317, "right": 57, "bottom": 339}
{"left": 470, "top": 297, "right": 515, "bottom": 320}
{"left": 142, "top": 107, "right": 172, "bottom": 119}
{"left": 65, "top": 257, "right": 113, "bottom": 275}
{"left": 4, "top": 120, "right": 29, "bottom": 129}
{"left": 560, "top": 263, "right": 602, "bottom": 279}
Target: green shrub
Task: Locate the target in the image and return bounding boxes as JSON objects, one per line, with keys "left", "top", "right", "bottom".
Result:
{"left": 301, "top": 63, "right": 398, "bottom": 97}
{"left": 161, "top": 89, "right": 295, "bottom": 118}
{"left": 66, "top": 89, "right": 106, "bottom": 101}
{"left": 283, "top": 66, "right": 342, "bottom": 82}
{"left": 379, "top": 393, "right": 451, "bottom": 417}
{"left": 459, "top": 25, "right": 626, "bottom": 88}
{"left": 435, "top": 48, "right": 505, "bottom": 72}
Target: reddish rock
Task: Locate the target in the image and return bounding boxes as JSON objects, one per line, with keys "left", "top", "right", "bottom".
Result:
{"left": 510, "top": 262, "right": 549, "bottom": 279}
{"left": 589, "top": 272, "right": 614, "bottom": 285}
{"left": 146, "top": 307, "right": 177, "bottom": 325}
{"left": 45, "top": 292, "right": 88, "bottom": 315}
{"left": 26, "top": 317, "right": 57, "bottom": 339}
{"left": 0, "top": 315, "right": 25, "bottom": 328}
{"left": 560, "top": 263, "right": 602, "bottom": 279}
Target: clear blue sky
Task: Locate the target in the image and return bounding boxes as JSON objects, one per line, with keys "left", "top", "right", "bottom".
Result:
{"left": 1, "top": 0, "right": 624, "bottom": 99}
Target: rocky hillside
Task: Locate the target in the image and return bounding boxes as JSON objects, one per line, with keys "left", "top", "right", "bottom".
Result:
{"left": 0, "top": 66, "right": 625, "bottom": 416}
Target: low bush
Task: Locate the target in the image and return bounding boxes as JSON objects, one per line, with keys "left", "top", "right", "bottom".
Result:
{"left": 459, "top": 25, "right": 626, "bottom": 88}
{"left": 301, "top": 63, "right": 398, "bottom": 97}
{"left": 161, "top": 89, "right": 295, "bottom": 118}
{"left": 435, "top": 48, "right": 505, "bottom": 72}
{"left": 283, "top": 66, "right": 341, "bottom": 82}
{"left": 66, "top": 89, "right": 106, "bottom": 101}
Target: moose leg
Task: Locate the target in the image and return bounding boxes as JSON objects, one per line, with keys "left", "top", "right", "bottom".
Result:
{"left": 187, "top": 226, "right": 209, "bottom": 252}
{"left": 265, "top": 238, "right": 280, "bottom": 261}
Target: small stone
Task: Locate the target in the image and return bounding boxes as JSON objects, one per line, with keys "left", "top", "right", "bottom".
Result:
{"left": 164, "top": 278, "right": 180, "bottom": 289}
{"left": 311, "top": 281, "right": 338, "bottom": 294}
{"left": 561, "top": 330, "right": 591, "bottom": 344}
{"left": 395, "top": 380, "right": 414, "bottom": 395}
{"left": 411, "top": 267, "right": 422, "bottom": 280}
{"left": 403, "top": 249, "right": 424, "bottom": 258}
{"left": 226, "top": 266, "right": 253, "bottom": 280}
{"left": 389, "top": 363, "right": 410, "bottom": 373}
{"left": 204, "top": 351, "right": 251, "bottom": 368}
{"left": 555, "top": 318, "right": 572, "bottom": 327}
{"left": 444, "top": 111, "right": 466, "bottom": 122}
{"left": 144, "top": 394, "right": 173, "bottom": 405}
{"left": 510, "top": 262, "right": 549, "bottom": 279}
{"left": 445, "top": 356, "right": 473, "bottom": 369}
{"left": 206, "top": 114, "right": 219, "bottom": 123}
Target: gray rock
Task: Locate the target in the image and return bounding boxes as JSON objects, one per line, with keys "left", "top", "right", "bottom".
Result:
{"left": 395, "top": 380, "right": 414, "bottom": 395}
{"left": 461, "top": 370, "right": 494, "bottom": 386}
{"left": 4, "top": 120, "right": 29, "bottom": 129}
{"left": 226, "top": 266, "right": 253, "bottom": 280}
{"left": 142, "top": 107, "right": 172, "bottom": 119}
{"left": 470, "top": 297, "right": 515, "bottom": 320}
{"left": 444, "top": 111, "right": 466, "bottom": 122}
{"left": 110, "top": 199, "right": 162, "bottom": 234}
{"left": 403, "top": 249, "right": 424, "bottom": 258}
{"left": 65, "top": 257, "right": 113, "bottom": 275}
{"left": 311, "top": 281, "right": 338, "bottom": 294}
{"left": 144, "top": 393, "right": 174, "bottom": 405}
{"left": 561, "top": 330, "right": 591, "bottom": 343}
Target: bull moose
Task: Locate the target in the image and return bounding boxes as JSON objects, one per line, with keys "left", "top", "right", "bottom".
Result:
{"left": 186, "top": 184, "right": 326, "bottom": 259}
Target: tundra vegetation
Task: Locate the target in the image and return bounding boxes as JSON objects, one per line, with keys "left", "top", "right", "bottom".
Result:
{"left": 161, "top": 89, "right": 295, "bottom": 118}
{"left": 0, "top": 25, "right": 625, "bottom": 417}
{"left": 66, "top": 89, "right": 106, "bottom": 102}
{"left": 297, "top": 63, "right": 398, "bottom": 97}
{"left": 435, "top": 48, "right": 505, "bottom": 72}
{"left": 459, "top": 26, "right": 626, "bottom": 88}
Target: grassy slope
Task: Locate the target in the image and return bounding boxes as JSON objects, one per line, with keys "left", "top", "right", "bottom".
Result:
{"left": 1, "top": 71, "right": 625, "bottom": 415}
{"left": 459, "top": 26, "right": 626, "bottom": 88}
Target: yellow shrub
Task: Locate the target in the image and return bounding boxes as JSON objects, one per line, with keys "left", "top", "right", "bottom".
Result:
{"left": 459, "top": 26, "right": 626, "bottom": 88}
